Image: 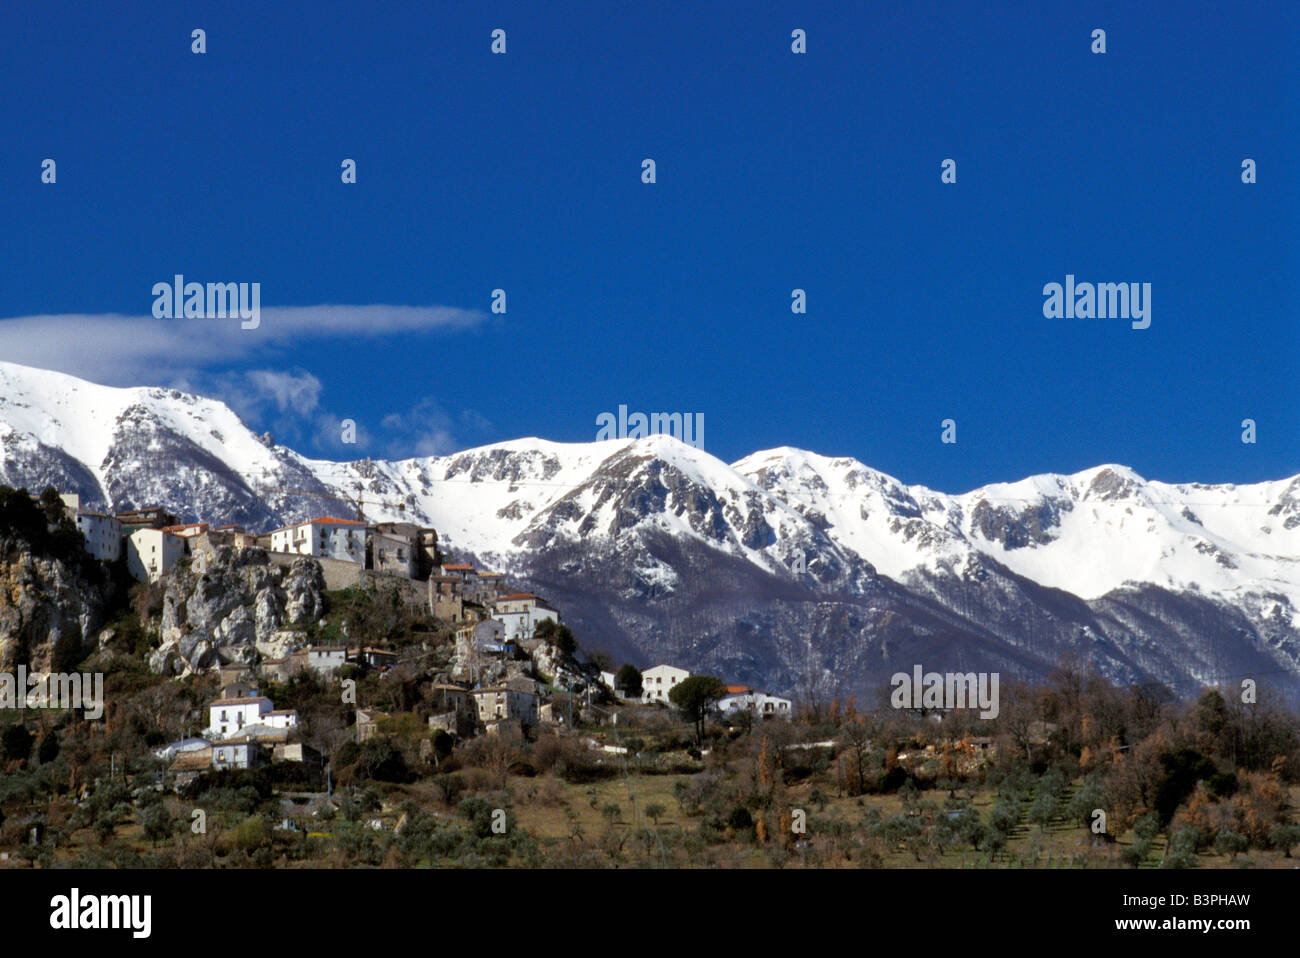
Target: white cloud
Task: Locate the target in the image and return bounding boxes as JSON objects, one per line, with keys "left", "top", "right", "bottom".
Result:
{"left": 377, "top": 398, "right": 497, "bottom": 459}
{"left": 313, "top": 412, "right": 370, "bottom": 454}
{"left": 0, "top": 305, "right": 496, "bottom": 461}
{"left": 196, "top": 368, "right": 328, "bottom": 450}
{"left": 244, "top": 369, "right": 323, "bottom": 416}
{"left": 0, "top": 305, "right": 485, "bottom": 385}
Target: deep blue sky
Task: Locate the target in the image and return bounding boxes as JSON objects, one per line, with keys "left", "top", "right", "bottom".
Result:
{"left": 2, "top": 1, "right": 1296, "bottom": 491}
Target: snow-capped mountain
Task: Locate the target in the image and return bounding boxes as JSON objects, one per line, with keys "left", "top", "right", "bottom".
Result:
{"left": 2, "top": 359, "right": 1299, "bottom": 702}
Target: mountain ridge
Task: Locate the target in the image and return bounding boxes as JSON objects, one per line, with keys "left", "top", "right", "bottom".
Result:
{"left": 2, "top": 359, "right": 1298, "bottom": 702}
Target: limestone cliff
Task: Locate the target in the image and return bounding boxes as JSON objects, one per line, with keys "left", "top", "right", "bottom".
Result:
{"left": 148, "top": 545, "right": 327, "bottom": 675}
{"left": 0, "top": 542, "right": 107, "bottom": 673}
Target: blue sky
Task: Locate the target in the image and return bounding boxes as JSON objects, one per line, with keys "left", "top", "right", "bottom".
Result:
{"left": 2, "top": 1, "right": 1296, "bottom": 491}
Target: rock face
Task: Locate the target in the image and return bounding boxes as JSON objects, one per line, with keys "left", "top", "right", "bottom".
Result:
{"left": 148, "top": 546, "right": 327, "bottom": 675}
{"left": 0, "top": 544, "right": 106, "bottom": 673}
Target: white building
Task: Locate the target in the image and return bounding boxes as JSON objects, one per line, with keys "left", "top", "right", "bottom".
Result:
{"left": 212, "top": 739, "right": 263, "bottom": 770}
{"left": 269, "top": 517, "right": 366, "bottom": 564}
{"left": 492, "top": 593, "right": 560, "bottom": 641}
{"left": 75, "top": 511, "right": 122, "bottom": 561}
{"left": 207, "top": 695, "right": 298, "bottom": 738}
{"left": 126, "top": 528, "right": 185, "bottom": 583}
{"left": 470, "top": 686, "right": 539, "bottom": 725}
{"left": 304, "top": 646, "right": 346, "bottom": 675}
{"left": 208, "top": 696, "right": 272, "bottom": 738}
{"left": 641, "top": 664, "right": 691, "bottom": 705}
{"left": 263, "top": 709, "right": 299, "bottom": 729}
{"left": 718, "top": 687, "right": 793, "bottom": 720}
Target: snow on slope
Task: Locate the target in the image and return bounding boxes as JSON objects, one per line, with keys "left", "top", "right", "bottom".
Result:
{"left": 732, "top": 447, "right": 969, "bottom": 580}
{"left": 947, "top": 465, "right": 1300, "bottom": 608}
{"left": 733, "top": 449, "right": 1300, "bottom": 611}
{"left": 315, "top": 433, "right": 818, "bottom": 574}
{"left": 293, "top": 438, "right": 628, "bottom": 563}
{"left": 0, "top": 361, "right": 289, "bottom": 501}
{"left": 1, "top": 359, "right": 1297, "bottom": 612}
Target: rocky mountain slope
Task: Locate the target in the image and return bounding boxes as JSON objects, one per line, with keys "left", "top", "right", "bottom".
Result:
{"left": 0, "top": 545, "right": 107, "bottom": 675}
{"left": 149, "top": 547, "right": 327, "bottom": 676}
{"left": 2, "top": 360, "right": 1298, "bottom": 702}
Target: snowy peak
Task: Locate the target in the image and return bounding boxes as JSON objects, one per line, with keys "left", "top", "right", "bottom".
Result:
{"left": 950, "top": 463, "right": 1300, "bottom": 605}
{"left": 5, "top": 359, "right": 1300, "bottom": 699}
{"left": 729, "top": 445, "right": 1300, "bottom": 608}
{"left": 0, "top": 359, "right": 1298, "bottom": 615}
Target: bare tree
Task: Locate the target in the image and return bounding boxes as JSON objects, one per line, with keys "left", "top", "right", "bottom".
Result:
{"left": 840, "top": 720, "right": 874, "bottom": 796}
{"left": 796, "top": 645, "right": 834, "bottom": 724}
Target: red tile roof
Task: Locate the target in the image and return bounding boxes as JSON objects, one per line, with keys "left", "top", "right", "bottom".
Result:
{"left": 309, "top": 517, "right": 366, "bottom": 526}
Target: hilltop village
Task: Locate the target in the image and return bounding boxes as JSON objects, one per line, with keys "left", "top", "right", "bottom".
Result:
{"left": 41, "top": 491, "right": 792, "bottom": 779}
{"left": 2, "top": 485, "right": 1298, "bottom": 871}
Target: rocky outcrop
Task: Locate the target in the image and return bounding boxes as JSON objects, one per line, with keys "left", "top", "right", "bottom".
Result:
{"left": 148, "top": 546, "right": 327, "bottom": 675}
{"left": 0, "top": 544, "right": 106, "bottom": 672}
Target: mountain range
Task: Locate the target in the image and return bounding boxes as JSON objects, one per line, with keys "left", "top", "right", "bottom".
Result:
{"left": 2, "top": 359, "right": 1299, "bottom": 704}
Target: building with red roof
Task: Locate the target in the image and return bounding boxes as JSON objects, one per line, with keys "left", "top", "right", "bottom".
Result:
{"left": 269, "top": 516, "right": 366, "bottom": 564}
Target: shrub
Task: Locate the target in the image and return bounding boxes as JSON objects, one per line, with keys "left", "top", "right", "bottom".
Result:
{"left": 1268, "top": 822, "right": 1300, "bottom": 856}
{"left": 1121, "top": 839, "right": 1151, "bottom": 867}
{"left": 227, "top": 815, "right": 269, "bottom": 853}
{"left": 1161, "top": 826, "right": 1203, "bottom": 869}
{"left": 1213, "top": 828, "right": 1248, "bottom": 858}
{"left": 139, "top": 803, "right": 175, "bottom": 845}
{"left": 458, "top": 796, "right": 513, "bottom": 839}
{"left": 1133, "top": 811, "right": 1162, "bottom": 843}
